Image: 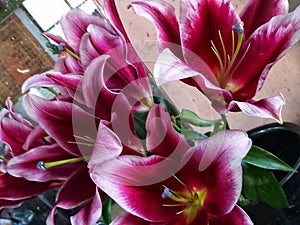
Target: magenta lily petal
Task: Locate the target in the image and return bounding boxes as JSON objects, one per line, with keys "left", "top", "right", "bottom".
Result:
{"left": 4, "top": 98, "right": 33, "bottom": 128}
{"left": 180, "top": 0, "right": 239, "bottom": 71}
{"left": 90, "top": 155, "right": 180, "bottom": 221}
{"left": 47, "top": 166, "right": 101, "bottom": 225}
{"left": 240, "top": 0, "right": 288, "bottom": 39}
{"left": 23, "top": 125, "right": 49, "bottom": 150}
{"left": 209, "top": 206, "right": 253, "bottom": 225}
{"left": 60, "top": 8, "right": 104, "bottom": 53}
{"left": 0, "top": 117, "right": 32, "bottom": 156}
{"left": 0, "top": 173, "right": 51, "bottom": 200}
{"left": 46, "top": 72, "right": 82, "bottom": 93}
{"left": 231, "top": 7, "right": 300, "bottom": 98}
{"left": 79, "top": 33, "right": 100, "bottom": 70}
{"left": 88, "top": 122, "right": 122, "bottom": 168}
{"left": 81, "top": 54, "right": 117, "bottom": 120}
{"left": 103, "top": 0, "right": 131, "bottom": 43}
{"left": 111, "top": 213, "right": 152, "bottom": 225}
{"left": 131, "top": 0, "right": 181, "bottom": 56}
{"left": 70, "top": 188, "right": 102, "bottom": 225}
{"left": 7, "top": 144, "right": 80, "bottom": 182}
{"left": 87, "top": 24, "right": 124, "bottom": 56}
{"left": 21, "top": 71, "right": 62, "bottom": 94}
{"left": 0, "top": 199, "right": 22, "bottom": 210}
{"left": 187, "top": 130, "right": 252, "bottom": 216}
{"left": 230, "top": 94, "right": 285, "bottom": 124}
{"left": 22, "top": 94, "right": 96, "bottom": 156}
{"left": 146, "top": 104, "right": 190, "bottom": 158}
{"left": 154, "top": 49, "right": 232, "bottom": 112}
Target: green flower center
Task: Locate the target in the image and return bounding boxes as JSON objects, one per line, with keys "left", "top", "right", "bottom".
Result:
{"left": 162, "top": 175, "right": 207, "bottom": 224}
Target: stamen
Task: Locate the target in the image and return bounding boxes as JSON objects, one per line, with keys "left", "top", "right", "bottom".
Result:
{"left": 36, "top": 157, "right": 85, "bottom": 172}
{"left": 230, "top": 43, "right": 251, "bottom": 76}
{"left": 211, "top": 40, "right": 224, "bottom": 74}
{"left": 64, "top": 48, "right": 81, "bottom": 60}
{"left": 218, "top": 30, "right": 227, "bottom": 70}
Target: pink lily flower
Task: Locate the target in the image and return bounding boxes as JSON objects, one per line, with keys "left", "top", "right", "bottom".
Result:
{"left": 0, "top": 98, "right": 58, "bottom": 211}
{"left": 90, "top": 103, "right": 253, "bottom": 224}
{"left": 131, "top": 0, "right": 300, "bottom": 122}
{"left": 23, "top": 4, "right": 153, "bottom": 120}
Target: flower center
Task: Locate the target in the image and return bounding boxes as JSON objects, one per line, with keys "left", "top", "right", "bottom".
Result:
{"left": 162, "top": 175, "right": 207, "bottom": 224}
{"left": 211, "top": 22, "right": 250, "bottom": 91}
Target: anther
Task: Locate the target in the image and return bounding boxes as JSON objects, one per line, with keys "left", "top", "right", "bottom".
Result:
{"left": 57, "top": 43, "right": 66, "bottom": 52}
{"left": 162, "top": 187, "right": 172, "bottom": 199}
{"left": 37, "top": 161, "right": 46, "bottom": 172}
{"left": 232, "top": 22, "right": 244, "bottom": 34}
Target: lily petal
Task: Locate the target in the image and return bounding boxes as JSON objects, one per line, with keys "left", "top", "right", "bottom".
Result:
{"left": 111, "top": 213, "right": 151, "bottom": 225}
{"left": 0, "top": 117, "right": 31, "bottom": 156}
{"left": 88, "top": 122, "right": 122, "bottom": 168}
{"left": 7, "top": 144, "right": 80, "bottom": 182}
{"left": 186, "top": 130, "right": 252, "bottom": 216}
{"left": 60, "top": 8, "right": 104, "bottom": 52}
{"left": 21, "top": 72, "right": 61, "bottom": 94}
{"left": 131, "top": 0, "right": 181, "bottom": 56}
{"left": 70, "top": 188, "right": 102, "bottom": 225}
{"left": 240, "top": 0, "right": 289, "bottom": 39}
{"left": 154, "top": 49, "right": 232, "bottom": 113}
{"left": 229, "top": 94, "right": 285, "bottom": 124}
{"left": 89, "top": 155, "right": 180, "bottom": 221}
{"left": 209, "top": 206, "right": 253, "bottom": 225}
{"left": 146, "top": 104, "right": 190, "bottom": 159}
{"left": 180, "top": 0, "right": 239, "bottom": 71}
{"left": 22, "top": 94, "right": 96, "bottom": 156}
{"left": 231, "top": 7, "right": 300, "bottom": 99}
{"left": 0, "top": 173, "right": 51, "bottom": 200}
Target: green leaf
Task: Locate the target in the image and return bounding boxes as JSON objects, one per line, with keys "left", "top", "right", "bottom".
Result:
{"left": 179, "top": 109, "right": 219, "bottom": 127}
{"left": 133, "top": 111, "right": 148, "bottom": 139}
{"left": 102, "top": 197, "right": 112, "bottom": 224}
{"left": 243, "top": 145, "right": 296, "bottom": 172}
{"left": 242, "top": 163, "right": 290, "bottom": 208}
{"left": 181, "top": 129, "right": 207, "bottom": 141}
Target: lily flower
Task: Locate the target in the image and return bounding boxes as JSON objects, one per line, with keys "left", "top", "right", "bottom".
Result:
{"left": 131, "top": 0, "right": 300, "bottom": 122}
{"left": 23, "top": 5, "right": 153, "bottom": 120}
{"left": 89, "top": 100, "right": 252, "bottom": 224}
{"left": 20, "top": 94, "right": 132, "bottom": 224}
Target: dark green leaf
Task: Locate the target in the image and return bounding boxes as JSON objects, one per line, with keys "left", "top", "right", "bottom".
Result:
{"left": 243, "top": 145, "right": 296, "bottom": 172}
{"left": 133, "top": 111, "right": 148, "bottom": 139}
{"left": 242, "top": 163, "right": 290, "bottom": 208}
{"left": 102, "top": 197, "right": 112, "bottom": 224}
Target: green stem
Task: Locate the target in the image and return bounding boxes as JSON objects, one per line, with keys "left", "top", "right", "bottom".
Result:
{"left": 221, "top": 114, "right": 230, "bottom": 130}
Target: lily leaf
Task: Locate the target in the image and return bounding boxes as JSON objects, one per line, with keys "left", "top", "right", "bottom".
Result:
{"left": 179, "top": 109, "right": 217, "bottom": 127}
{"left": 242, "top": 163, "right": 289, "bottom": 208}
{"left": 181, "top": 129, "right": 207, "bottom": 141}
{"left": 243, "top": 145, "right": 296, "bottom": 172}
{"left": 102, "top": 197, "right": 112, "bottom": 225}
{"left": 133, "top": 111, "right": 148, "bottom": 139}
